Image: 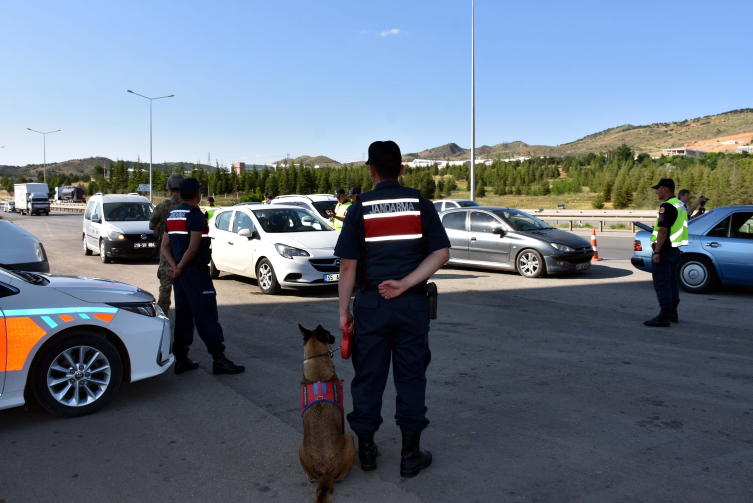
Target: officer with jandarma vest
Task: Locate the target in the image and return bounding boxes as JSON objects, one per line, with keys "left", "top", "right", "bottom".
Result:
{"left": 644, "top": 178, "right": 689, "bottom": 327}
{"left": 335, "top": 140, "right": 450, "bottom": 478}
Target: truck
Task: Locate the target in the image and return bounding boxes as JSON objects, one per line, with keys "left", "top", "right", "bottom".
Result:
{"left": 14, "top": 183, "right": 51, "bottom": 216}
{"left": 53, "top": 185, "right": 86, "bottom": 203}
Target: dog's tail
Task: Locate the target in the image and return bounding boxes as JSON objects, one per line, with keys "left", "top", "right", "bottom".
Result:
{"left": 314, "top": 474, "right": 334, "bottom": 503}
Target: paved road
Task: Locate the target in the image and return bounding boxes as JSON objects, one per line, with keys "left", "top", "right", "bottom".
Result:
{"left": 1, "top": 211, "right": 752, "bottom": 503}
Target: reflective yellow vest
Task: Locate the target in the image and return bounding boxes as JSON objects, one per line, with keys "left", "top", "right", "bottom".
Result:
{"left": 332, "top": 201, "right": 351, "bottom": 231}
{"left": 651, "top": 196, "right": 689, "bottom": 247}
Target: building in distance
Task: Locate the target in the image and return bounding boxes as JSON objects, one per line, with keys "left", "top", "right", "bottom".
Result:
{"left": 662, "top": 147, "right": 708, "bottom": 157}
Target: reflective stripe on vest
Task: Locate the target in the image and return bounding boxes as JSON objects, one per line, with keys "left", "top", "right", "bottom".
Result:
{"left": 651, "top": 197, "right": 689, "bottom": 247}
{"left": 362, "top": 198, "right": 421, "bottom": 242}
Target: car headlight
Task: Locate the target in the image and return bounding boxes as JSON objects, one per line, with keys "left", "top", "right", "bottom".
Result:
{"left": 275, "top": 243, "right": 310, "bottom": 259}
{"left": 106, "top": 302, "right": 157, "bottom": 317}
{"left": 108, "top": 229, "right": 125, "bottom": 240}
{"left": 551, "top": 243, "right": 575, "bottom": 252}
{"left": 34, "top": 242, "right": 46, "bottom": 262}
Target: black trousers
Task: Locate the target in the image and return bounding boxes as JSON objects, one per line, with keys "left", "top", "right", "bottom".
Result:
{"left": 652, "top": 248, "right": 681, "bottom": 309}
{"left": 172, "top": 263, "right": 226, "bottom": 358}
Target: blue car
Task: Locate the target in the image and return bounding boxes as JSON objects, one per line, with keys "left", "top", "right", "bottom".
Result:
{"left": 631, "top": 206, "right": 753, "bottom": 293}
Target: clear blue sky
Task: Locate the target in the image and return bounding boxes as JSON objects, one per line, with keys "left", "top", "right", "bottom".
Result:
{"left": 2, "top": 0, "right": 751, "bottom": 167}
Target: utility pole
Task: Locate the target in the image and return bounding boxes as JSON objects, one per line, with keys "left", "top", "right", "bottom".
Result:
{"left": 470, "top": 0, "right": 476, "bottom": 202}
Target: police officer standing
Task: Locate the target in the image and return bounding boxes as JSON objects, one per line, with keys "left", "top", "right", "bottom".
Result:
{"left": 348, "top": 187, "right": 361, "bottom": 204}
{"left": 327, "top": 188, "right": 351, "bottom": 231}
{"left": 205, "top": 196, "right": 221, "bottom": 221}
{"left": 335, "top": 141, "right": 450, "bottom": 478}
{"left": 161, "top": 178, "right": 245, "bottom": 375}
{"left": 149, "top": 173, "right": 184, "bottom": 315}
{"left": 644, "top": 178, "right": 688, "bottom": 327}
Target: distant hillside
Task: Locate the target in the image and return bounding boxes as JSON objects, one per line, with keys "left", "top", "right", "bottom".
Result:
{"left": 273, "top": 155, "right": 341, "bottom": 167}
{"left": 0, "top": 157, "right": 217, "bottom": 177}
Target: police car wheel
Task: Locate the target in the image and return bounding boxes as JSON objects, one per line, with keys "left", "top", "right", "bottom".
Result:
{"left": 679, "top": 256, "right": 716, "bottom": 294}
{"left": 100, "top": 239, "right": 111, "bottom": 264}
{"left": 210, "top": 259, "right": 220, "bottom": 279}
{"left": 31, "top": 330, "right": 123, "bottom": 418}
{"left": 256, "top": 258, "right": 281, "bottom": 294}
{"left": 83, "top": 234, "right": 93, "bottom": 255}
{"left": 517, "top": 249, "right": 546, "bottom": 278}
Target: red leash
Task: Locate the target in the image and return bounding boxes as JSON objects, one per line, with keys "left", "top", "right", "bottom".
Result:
{"left": 342, "top": 323, "right": 354, "bottom": 359}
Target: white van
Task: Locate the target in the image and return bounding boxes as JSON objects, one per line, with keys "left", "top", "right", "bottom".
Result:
{"left": 82, "top": 193, "right": 158, "bottom": 263}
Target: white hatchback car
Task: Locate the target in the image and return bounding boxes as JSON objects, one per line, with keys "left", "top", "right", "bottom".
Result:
{"left": 208, "top": 205, "right": 340, "bottom": 294}
{"left": 0, "top": 267, "right": 173, "bottom": 417}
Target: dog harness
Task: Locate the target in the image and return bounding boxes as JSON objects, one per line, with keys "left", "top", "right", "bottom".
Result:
{"left": 301, "top": 380, "right": 344, "bottom": 415}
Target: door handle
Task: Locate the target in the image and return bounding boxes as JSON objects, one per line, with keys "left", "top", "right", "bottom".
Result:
{"left": 704, "top": 242, "right": 721, "bottom": 247}
{"left": 471, "top": 237, "right": 477, "bottom": 241}
{"left": 228, "top": 241, "right": 234, "bottom": 245}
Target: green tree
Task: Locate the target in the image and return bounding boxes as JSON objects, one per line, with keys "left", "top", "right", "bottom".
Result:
{"left": 615, "top": 144, "right": 633, "bottom": 162}
{"left": 475, "top": 179, "right": 485, "bottom": 198}
{"left": 602, "top": 181, "right": 612, "bottom": 202}
{"left": 591, "top": 194, "right": 604, "bottom": 209}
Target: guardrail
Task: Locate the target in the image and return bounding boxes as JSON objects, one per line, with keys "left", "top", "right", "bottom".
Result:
{"left": 519, "top": 209, "right": 656, "bottom": 232}
{"left": 50, "top": 203, "right": 87, "bottom": 212}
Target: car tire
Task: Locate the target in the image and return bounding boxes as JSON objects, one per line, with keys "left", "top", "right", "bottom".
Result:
{"left": 210, "top": 259, "right": 220, "bottom": 279}
{"left": 30, "top": 330, "right": 123, "bottom": 418}
{"left": 83, "top": 234, "right": 93, "bottom": 255}
{"left": 100, "top": 239, "right": 111, "bottom": 264}
{"left": 679, "top": 256, "right": 717, "bottom": 294}
{"left": 256, "top": 258, "right": 281, "bottom": 294}
{"left": 517, "top": 249, "right": 546, "bottom": 278}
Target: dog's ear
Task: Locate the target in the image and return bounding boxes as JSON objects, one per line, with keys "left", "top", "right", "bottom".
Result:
{"left": 299, "top": 324, "right": 312, "bottom": 343}
{"left": 314, "top": 325, "right": 330, "bottom": 344}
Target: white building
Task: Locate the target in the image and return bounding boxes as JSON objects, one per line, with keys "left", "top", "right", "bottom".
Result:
{"left": 662, "top": 148, "right": 708, "bottom": 157}
{"left": 735, "top": 146, "right": 753, "bottom": 154}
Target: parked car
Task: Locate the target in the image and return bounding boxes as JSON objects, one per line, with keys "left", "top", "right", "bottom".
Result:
{"left": 82, "top": 193, "right": 158, "bottom": 263}
{"left": 208, "top": 205, "right": 339, "bottom": 294}
{"left": 439, "top": 206, "right": 594, "bottom": 277}
{"left": 3, "top": 201, "right": 15, "bottom": 213}
{"left": 0, "top": 266, "right": 173, "bottom": 417}
{"left": 269, "top": 194, "right": 338, "bottom": 219}
{"left": 631, "top": 205, "right": 753, "bottom": 293}
{"left": 432, "top": 199, "right": 481, "bottom": 213}
{"left": 0, "top": 221, "right": 49, "bottom": 273}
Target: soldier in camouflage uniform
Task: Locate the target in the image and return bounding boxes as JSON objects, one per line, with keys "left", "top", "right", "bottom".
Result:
{"left": 149, "top": 173, "right": 185, "bottom": 314}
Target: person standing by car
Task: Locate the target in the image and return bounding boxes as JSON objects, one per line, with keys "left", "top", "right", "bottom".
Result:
{"left": 149, "top": 173, "right": 184, "bottom": 315}
{"left": 161, "top": 178, "right": 245, "bottom": 375}
{"left": 348, "top": 187, "right": 361, "bottom": 204}
{"left": 644, "top": 178, "right": 688, "bottom": 327}
{"left": 678, "top": 189, "right": 705, "bottom": 220}
{"left": 326, "top": 188, "right": 351, "bottom": 231}
{"left": 205, "top": 196, "right": 221, "bottom": 221}
{"left": 263, "top": 192, "right": 273, "bottom": 204}
{"left": 335, "top": 140, "right": 450, "bottom": 478}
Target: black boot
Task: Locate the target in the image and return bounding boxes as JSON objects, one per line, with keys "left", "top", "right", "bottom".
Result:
{"left": 212, "top": 354, "right": 245, "bottom": 375}
{"left": 400, "top": 430, "right": 432, "bottom": 478}
{"left": 357, "top": 434, "right": 378, "bottom": 471}
{"left": 174, "top": 358, "right": 200, "bottom": 374}
{"left": 644, "top": 308, "right": 671, "bottom": 327}
{"left": 670, "top": 306, "right": 679, "bottom": 323}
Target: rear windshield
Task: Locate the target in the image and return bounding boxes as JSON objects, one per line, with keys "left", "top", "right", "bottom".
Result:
{"left": 458, "top": 200, "right": 481, "bottom": 207}
{"left": 493, "top": 209, "right": 553, "bottom": 231}
{"left": 312, "top": 201, "right": 336, "bottom": 218}
{"left": 103, "top": 202, "right": 153, "bottom": 222}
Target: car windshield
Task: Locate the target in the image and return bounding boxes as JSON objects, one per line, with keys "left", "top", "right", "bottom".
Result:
{"left": 103, "top": 203, "right": 153, "bottom": 222}
{"left": 458, "top": 200, "right": 481, "bottom": 207}
{"left": 252, "top": 208, "right": 334, "bottom": 233}
{"left": 494, "top": 209, "right": 553, "bottom": 231}
{"left": 312, "top": 201, "right": 337, "bottom": 218}
{"left": 0, "top": 266, "right": 48, "bottom": 285}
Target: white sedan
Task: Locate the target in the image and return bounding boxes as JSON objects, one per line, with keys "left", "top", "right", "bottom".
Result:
{"left": 208, "top": 205, "right": 340, "bottom": 294}
{"left": 0, "top": 267, "right": 173, "bottom": 417}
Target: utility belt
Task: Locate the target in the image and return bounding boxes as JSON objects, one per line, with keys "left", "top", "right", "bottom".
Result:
{"left": 361, "top": 282, "right": 438, "bottom": 320}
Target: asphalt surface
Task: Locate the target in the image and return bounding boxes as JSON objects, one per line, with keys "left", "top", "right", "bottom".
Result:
{"left": 1, "top": 210, "right": 752, "bottom": 503}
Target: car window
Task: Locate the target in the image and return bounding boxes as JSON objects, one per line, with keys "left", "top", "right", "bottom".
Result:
{"left": 442, "top": 212, "right": 467, "bottom": 231}
{"left": 447, "top": 201, "right": 459, "bottom": 208}
{"left": 707, "top": 216, "right": 730, "bottom": 238}
{"left": 471, "top": 212, "right": 500, "bottom": 233}
{"left": 92, "top": 203, "right": 102, "bottom": 222}
{"left": 730, "top": 212, "right": 753, "bottom": 239}
{"left": 217, "top": 211, "right": 233, "bottom": 231}
{"left": 460, "top": 201, "right": 481, "bottom": 207}
{"left": 103, "top": 203, "right": 152, "bottom": 222}
{"left": 84, "top": 201, "right": 95, "bottom": 220}
{"left": 494, "top": 209, "right": 553, "bottom": 231}
{"left": 433, "top": 202, "right": 443, "bottom": 212}
{"left": 312, "top": 201, "right": 336, "bottom": 218}
{"left": 233, "top": 211, "right": 254, "bottom": 233}
{"left": 252, "top": 208, "right": 333, "bottom": 233}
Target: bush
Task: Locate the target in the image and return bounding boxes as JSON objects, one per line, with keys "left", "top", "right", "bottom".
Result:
{"left": 475, "top": 180, "right": 486, "bottom": 198}
{"left": 591, "top": 195, "right": 604, "bottom": 209}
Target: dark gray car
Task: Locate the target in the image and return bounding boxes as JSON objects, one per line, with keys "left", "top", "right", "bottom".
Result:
{"left": 439, "top": 207, "right": 594, "bottom": 277}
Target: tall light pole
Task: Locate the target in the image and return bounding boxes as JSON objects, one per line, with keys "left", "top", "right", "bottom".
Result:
{"left": 470, "top": 0, "right": 476, "bottom": 202}
{"left": 127, "top": 90, "right": 174, "bottom": 203}
{"left": 27, "top": 128, "right": 61, "bottom": 184}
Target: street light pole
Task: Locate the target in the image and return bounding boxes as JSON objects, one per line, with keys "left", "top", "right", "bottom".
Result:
{"left": 127, "top": 90, "right": 174, "bottom": 203}
{"left": 470, "top": 0, "right": 476, "bottom": 202}
{"left": 27, "top": 129, "right": 61, "bottom": 184}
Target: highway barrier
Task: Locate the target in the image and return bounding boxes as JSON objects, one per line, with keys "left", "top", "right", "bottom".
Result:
{"left": 520, "top": 209, "right": 656, "bottom": 232}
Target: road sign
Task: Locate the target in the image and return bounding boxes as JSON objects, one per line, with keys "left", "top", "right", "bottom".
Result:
{"left": 137, "top": 184, "right": 150, "bottom": 192}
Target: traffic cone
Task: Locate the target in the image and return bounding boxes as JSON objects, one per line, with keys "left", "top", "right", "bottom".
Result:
{"left": 590, "top": 229, "right": 602, "bottom": 261}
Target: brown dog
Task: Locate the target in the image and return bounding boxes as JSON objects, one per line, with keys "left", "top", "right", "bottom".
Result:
{"left": 299, "top": 324, "right": 356, "bottom": 503}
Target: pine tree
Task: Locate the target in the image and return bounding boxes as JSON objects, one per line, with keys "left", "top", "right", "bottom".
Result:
{"left": 475, "top": 179, "right": 485, "bottom": 198}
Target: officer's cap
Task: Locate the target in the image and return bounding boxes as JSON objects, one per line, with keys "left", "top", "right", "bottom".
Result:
{"left": 366, "top": 140, "right": 402, "bottom": 165}
{"left": 207, "top": 196, "right": 215, "bottom": 203}
{"left": 651, "top": 178, "right": 675, "bottom": 191}
{"left": 179, "top": 177, "right": 201, "bottom": 198}
{"left": 335, "top": 188, "right": 346, "bottom": 196}
{"left": 166, "top": 173, "right": 185, "bottom": 190}
{"left": 348, "top": 187, "right": 361, "bottom": 196}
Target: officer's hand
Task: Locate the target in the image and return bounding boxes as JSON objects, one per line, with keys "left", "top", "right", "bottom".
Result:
{"left": 378, "top": 279, "right": 406, "bottom": 300}
{"left": 652, "top": 253, "right": 661, "bottom": 264}
{"left": 339, "top": 310, "right": 353, "bottom": 331}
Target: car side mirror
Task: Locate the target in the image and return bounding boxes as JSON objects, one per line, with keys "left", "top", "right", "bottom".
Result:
{"left": 493, "top": 227, "right": 505, "bottom": 236}
{"left": 238, "top": 228, "right": 251, "bottom": 238}
{"left": 92, "top": 214, "right": 99, "bottom": 222}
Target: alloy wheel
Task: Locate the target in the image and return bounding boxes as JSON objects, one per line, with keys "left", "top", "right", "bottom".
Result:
{"left": 519, "top": 252, "right": 540, "bottom": 276}
{"left": 46, "top": 346, "right": 112, "bottom": 407}
{"left": 258, "top": 263, "right": 272, "bottom": 290}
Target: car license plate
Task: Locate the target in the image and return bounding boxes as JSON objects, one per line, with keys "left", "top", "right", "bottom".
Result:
{"left": 134, "top": 243, "right": 156, "bottom": 248}
{"left": 576, "top": 262, "right": 591, "bottom": 270}
{"left": 324, "top": 274, "right": 340, "bottom": 282}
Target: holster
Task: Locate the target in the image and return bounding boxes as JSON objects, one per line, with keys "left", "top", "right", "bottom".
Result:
{"left": 426, "top": 282, "right": 438, "bottom": 320}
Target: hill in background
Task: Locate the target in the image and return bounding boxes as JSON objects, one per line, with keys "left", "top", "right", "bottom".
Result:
{"left": 272, "top": 155, "right": 341, "bottom": 167}
{"left": 0, "top": 157, "right": 216, "bottom": 178}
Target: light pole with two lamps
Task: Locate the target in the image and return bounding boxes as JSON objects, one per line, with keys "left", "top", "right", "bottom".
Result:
{"left": 127, "top": 90, "right": 174, "bottom": 203}
{"left": 27, "top": 129, "right": 61, "bottom": 184}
